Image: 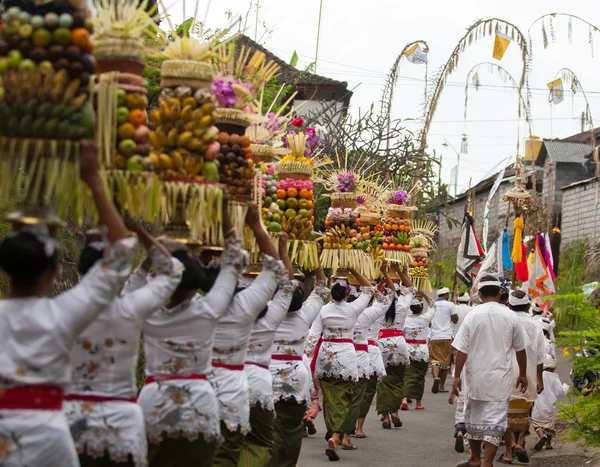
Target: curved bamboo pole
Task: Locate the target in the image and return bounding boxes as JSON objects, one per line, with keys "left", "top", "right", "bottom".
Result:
{"left": 528, "top": 13, "right": 600, "bottom": 52}
{"left": 412, "top": 18, "right": 530, "bottom": 204}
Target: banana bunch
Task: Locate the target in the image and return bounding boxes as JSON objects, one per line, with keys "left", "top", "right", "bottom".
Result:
{"left": 323, "top": 226, "right": 349, "bottom": 250}
{"left": 148, "top": 88, "right": 219, "bottom": 179}
{"left": 409, "top": 267, "right": 429, "bottom": 277}
{"left": 281, "top": 214, "right": 313, "bottom": 240}
{"left": 394, "top": 231, "right": 410, "bottom": 245}
{"left": 371, "top": 246, "right": 384, "bottom": 260}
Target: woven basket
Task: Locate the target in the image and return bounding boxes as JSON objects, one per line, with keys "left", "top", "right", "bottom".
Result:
{"left": 331, "top": 192, "right": 358, "bottom": 209}
{"left": 277, "top": 161, "right": 314, "bottom": 179}
{"left": 95, "top": 38, "right": 145, "bottom": 75}
{"left": 250, "top": 143, "right": 276, "bottom": 163}
{"left": 214, "top": 108, "right": 253, "bottom": 130}
{"left": 161, "top": 60, "right": 214, "bottom": 82}
{"left": 411, "top": 247, "right": 430, "bottom": 256}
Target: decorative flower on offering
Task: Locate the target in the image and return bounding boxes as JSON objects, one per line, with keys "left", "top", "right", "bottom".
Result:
{"left": 0, "top": 0, "right": 96, "bottom": 225}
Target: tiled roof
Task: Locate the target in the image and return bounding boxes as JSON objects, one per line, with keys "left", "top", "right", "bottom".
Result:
{"left": 560, "top": 127, "right": 600, "bottom": 144}
{"left": 543, "top": 140, "right": 592, "bottom": 164}
{"left": 236, "top": 35, "right": 350, "bottom": 89}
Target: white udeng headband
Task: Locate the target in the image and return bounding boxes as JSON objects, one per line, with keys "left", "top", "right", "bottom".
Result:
{"left": 411, "top": 299, "right": 423, "bottom": 307}
{"left": 477, "top": 280, "right": 501, "bottom": 291}
{"left": 334, "top": 279, "right": 348, "bottom": 287}
{"left": 509, "top": 292, "right": 530, "bottom": 307}
{"left": 8, "top": 224, "right": 58, "bottom": 258}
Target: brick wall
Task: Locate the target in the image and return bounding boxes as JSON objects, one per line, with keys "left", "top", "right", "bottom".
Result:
{"left": 561, "top": 179, "right": 600, "bottom": 244}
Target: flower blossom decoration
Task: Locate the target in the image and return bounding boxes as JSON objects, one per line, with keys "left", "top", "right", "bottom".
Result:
{"left": 387, "top": 191, "right": 408, "bottom": 205}
{"left": 304, "top": 127, "right": 320, "bottom": 156}
{"left": 212, "top": 77, "right": 253, "bottom": 109}
{"left": 292, "top": 117, "right": 304, "bottom": 128}
{"left": 357, "top": 195, "right": 366, "bottom": 205}
{"left": 336, "top": 172, "right": 356, "bottom": 193}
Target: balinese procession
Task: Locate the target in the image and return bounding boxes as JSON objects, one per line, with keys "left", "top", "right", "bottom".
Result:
{"left": 0, "top": 0, "right": 599, "bottom": 466}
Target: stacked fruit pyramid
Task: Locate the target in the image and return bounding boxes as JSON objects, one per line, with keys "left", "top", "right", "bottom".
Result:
{"left": 381, "top": 191, "right": 415, "bottom": 266}
{"left": 321, "top": 172, "right": 370, "bottom": 275}
{"left": 275, "top": 132, "right": 318, "bottom": 270}
{"left": 92, "top": 0, "right": 161, "bottom": 221}
{"left": 0, "top": 0, "right": 96, "bottom": 225}
{"left": 408, "top": 219, "right": 439, "bottom": 293}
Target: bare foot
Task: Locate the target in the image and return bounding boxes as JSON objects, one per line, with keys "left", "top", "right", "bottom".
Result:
{"left": 355, "top": 430, "right": 367, "bottom": 438}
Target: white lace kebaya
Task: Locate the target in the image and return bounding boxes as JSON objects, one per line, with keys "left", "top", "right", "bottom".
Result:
{"left": 311, "top": 287, "right": 376, "bottom": 382}
{"left": 137, "top": 238, "right": 244, "bottom": 445}
{"left": 378, "top": 285, "right": 414, "bottom": 368}
{"left": 245, "top": 278, "right": 297, "bottom": 412}
{"left": 65, "top": 247, "right": 184, "bottom": 466}
{"left": 404, "top": 303, "right": 437, "bottom": 362}
{"left": 271, "top": 282, "right": 329, "bottom": 404}
{"left": 0, "top": 237, "right": 135, "bottom": 467}
{"left": 210, "top": 255, "right": 285, "bottom": 434}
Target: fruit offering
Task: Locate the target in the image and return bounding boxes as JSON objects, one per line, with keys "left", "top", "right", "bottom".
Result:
{"left": 381, "top": 219, "right": 411, "bottom": 252}
{"left": 149, "top": 85, "right": 220, "bottom": 179}
{"left": 364, "top": 223, "right": 385, "bottom": 260}
{"left": 215, "top": 131, "right": 254, "bottom": 197}
{"left": 409, "top": 234, "right": 432, "bottom": 292}
{"left": 323, "top": 207, "right": 362, "bottom": 250}
{"left": 0, "top": 3, "right": 95, "bottom": 139}
{"left": 267, "top": 178, "right": 314, "bottom": 237}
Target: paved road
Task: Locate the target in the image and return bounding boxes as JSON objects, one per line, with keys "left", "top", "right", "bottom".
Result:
{"left": 299, "top": 358, "right": 572, "bottom": 466}
{"left": 299, "top": 372, "right": 466, "bottom": 466}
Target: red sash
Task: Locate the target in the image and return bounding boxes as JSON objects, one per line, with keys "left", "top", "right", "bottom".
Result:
{"left": 65, "top": 394, "right": 136, "bottom": 403}
{"left": 271, "top": 354, "right": 303, "bottom": 361}
{"left": 245, "top": 362, "right": 269, "bottom": 370}
{"left": 144, "top": 374, "right": 208, "bottom": 385}
{"left": 406, "top": 339, "right": 427, "bottom": 345}
{"left": 378, "top": 329, "right": 404, "bottom": 339}
{"left": 212, "top": 362, "right": 245, "bottom": 371}
{"left": 309, "top": 337, "right": 354, "bottom": 374}
{"left": 354, "top": 344, "right": 369, "bottom": 352}
{"left": 0, "top": 385, "right": 64, "bottom": 410}
{"left": 367, "top": 340, "right": 378, "bottom": 346}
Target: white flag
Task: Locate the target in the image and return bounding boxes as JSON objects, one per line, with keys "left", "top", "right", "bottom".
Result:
{"left": 404, "top": 43, "right": 427, "bottom": 64}
{"left": 548, "top": 78, "right": 564, "bottom": 105}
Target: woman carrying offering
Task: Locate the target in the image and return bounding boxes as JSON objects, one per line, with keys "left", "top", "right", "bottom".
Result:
{"left": 270, "top": 258, "right": 329, "bottom": 467}
{"left": 137, "top": 192, "right": 243, "bottom": 467}
{"left": 239, "top": 233, "right": 298, "bottom": 466}
{"left": 211, "top": 204, "right": 286, "bottom": 467}
{"left": 0, "top": 141, "right": 132, "bottom": 467}
{"left": 311, "top": 269, "right": 375, "bottom": 461}
{"left": 66, "top": 218, "right": 184, "bottom": 467}
{"left": 377, "top": 264, "right": 413, "bottom": 429}
{"left": 402, "top": 292, "right": 437, "bottom": 411}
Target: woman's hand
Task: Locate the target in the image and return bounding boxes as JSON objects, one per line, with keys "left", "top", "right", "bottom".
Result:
{"left": 79, "top": 139, "right": 100, "bottom": 186}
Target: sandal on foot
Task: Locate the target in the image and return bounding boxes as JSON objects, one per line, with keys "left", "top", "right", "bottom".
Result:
{"left": 455, "top": 435, "right": 464, "bottom": 453}
{"left": 342, "top": 444, "right": 357, "bottom": 450}
{"left": 415, "top": 405, "right": 425, "bottom": 410}
{"left": 305, "top": 420, "right": 317, "bottom": 436}
{"left": 325, "top": 439, "right": 340, "bottom": 462}
{"left": 391, "top": 414, "right": 403, "bottom": 428}
{"left": 496, "top": 455, "right": 513, "bottom": 464}
{"left": 382, "top": 419, "right": 391, "bottom": 429}
{"left": 534, "top": 436, "right": 548, "bottom": 452}
{"left": 514, "top": 447, "right": 529, "bottom": 463}
{"left": 355, "top": 433, "right": 368, "bottom": 439}
{"left": 401, "top": 403, "right": 409, "bottom": 411}
{"left": 432, "top": 379, "right": 441, "bottom": 394}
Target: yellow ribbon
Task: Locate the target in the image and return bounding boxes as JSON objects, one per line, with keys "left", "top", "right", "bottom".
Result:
{"left": 511, "top": 217, "right": 524, "bottom": 263}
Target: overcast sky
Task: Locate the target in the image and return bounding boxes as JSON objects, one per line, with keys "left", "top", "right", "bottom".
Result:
{"left": 167, "top": 0, "right": 599, "bottom": 194}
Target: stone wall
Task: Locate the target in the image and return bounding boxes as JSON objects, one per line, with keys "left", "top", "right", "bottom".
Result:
{"left": 561, "top": 178, "right": 600, "bottom": 245}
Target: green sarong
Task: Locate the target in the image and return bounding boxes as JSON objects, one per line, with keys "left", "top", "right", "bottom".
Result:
{"left": 239, "top": 403, "right": 274, "bottom": 467}
{"left": 320, "top": 377, "right": 354, "bottom": 434}
{"left": 271, "top": 400, "right": 306, "bottom": 467}
{"left": 80, "top": 452, "right": 135, "bottom": 467}
{"left": 376, "top": 364, "right": 406, "bottom": 414}
{"left": 403, "top": 359, "right": 429, "bottom": 400}
{"left": 342, "top": 377, "right": 368, "bottom": 433}
{"left": 214, "top": 422, "right": 245, "bottom": 467}
{"left": 148, "top": 437, "right": 217, "bottom": 467}
{"left": 358, "top": 375, "right": 378, "bottom": 419}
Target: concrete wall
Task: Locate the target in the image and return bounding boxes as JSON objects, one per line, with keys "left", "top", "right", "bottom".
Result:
{"left": 561, "top": 179, "right": 600, "bottom": 245}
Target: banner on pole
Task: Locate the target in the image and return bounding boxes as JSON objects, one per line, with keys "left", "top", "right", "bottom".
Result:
{"left": 482, "top": 164, "right": 508, "bottom": 251}
{"left": 404, "top": 43, "right": 428, "bottom": 64}
{"left": 547, "top": 78, "right": 564, "bottom": 105}
{"left": 493, "top": 30, "right": 512, "bottom": 60}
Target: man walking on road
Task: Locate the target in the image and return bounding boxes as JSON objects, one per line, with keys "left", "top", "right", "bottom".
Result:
{"left": 450, "top": 275, "right": 530, "bottom": 467}
{"left": 430, "top": 287, "right": 458, "bottom": 393}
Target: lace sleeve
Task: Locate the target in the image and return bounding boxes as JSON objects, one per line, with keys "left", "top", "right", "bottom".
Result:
{"left": 313, "top": 280, "right": 331, "bottom": 302}
{"left": 263, "top": 279, "right": 298, "bottom": 330}
{"left": 233, "top": 256, "right": 282, "bottom": 322}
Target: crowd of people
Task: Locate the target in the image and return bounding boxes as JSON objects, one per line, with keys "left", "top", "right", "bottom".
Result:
{"left": 0, "top": 142, "right": 569, "bottom": 467}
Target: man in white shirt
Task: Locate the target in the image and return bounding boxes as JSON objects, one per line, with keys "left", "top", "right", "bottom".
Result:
{"left": 430, "top": 287, "right": 458, "bottom": 393}
{"left": 453, "top": 293, "right": 473, "bottom": 338}
{"left": 451, "top": 275, "right": 529, "bottom": 467}
{"left": 501, "top": 289, "right": 546, "bottom": 464}
{"left": 452, "top": 293, "right": 472, "bottom": 452}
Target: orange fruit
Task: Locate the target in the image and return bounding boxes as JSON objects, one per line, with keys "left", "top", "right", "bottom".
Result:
{"left": 355, "top": 218, "right": 361, "bottom": 225}
{"left": 276, "top": 189, "right": 287, "bottom": 199}
{"left": 117, "top": 122, "right": 135, "bottom": 140}
{"left": 71, "top": 28, "right": 90, "bottom": 49}
{"left": 413, "top": 261, "right": 418, "bottom": 267}
{"left": 384, "top": 224, "right": 392, "bottom": 231}
{"left": 395, "top": 244, "right": 404, "bottom": 251}
{"left": 391, "top": 225, "right": 399, "bottom": 231}
{"left": 129, "top": 109, "right": 147, "bottom": 127}
{"left": 307, "top": 200, "right": 313, "bottom": 209}
{"left": 418, "top": 261, "right": 424, "bottom": 266}
{"left": 382, "top": 243, "right": 389, "bottom": 249}
{"left": 311, "top": 216, "right": 315, "bottom": 223}
{"left": 287, "top": 187, "right": 298, "bottom": 198}
{"left": 299, "top": 188, "right": 310, "bottom": 199}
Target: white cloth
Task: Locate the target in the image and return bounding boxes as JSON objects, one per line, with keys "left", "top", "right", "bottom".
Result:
{"left": 210, "top": 255, "right": 284, "bottom": 433}
{"left": 0, "top": 238, "right": 135, "bottom": 467}
{"left": 510, "top": 312, "right": 546, "bottom": 402}
{"left": 430, "top": 298, "right": 458, "bottom": 340}
{"left": 353, "top": 293, "right": 392, "bottom": 379}
{"left": 404, "top": 304, "right": 437, "bottom": 362}
{"left": 378, "top": 286, "right": 413, "bottom": 367}
{"left": 464, "top": 398, "right": 509, "bottom": 446}
{"left": 453, "top": 303, "right": 473, "bottom": 338}
{"left": 312, "top": 287, "right": 376, "bottom": 381}
{"left": 66, "top": 249, "right": 183, "bottom": 465}
{"left": 531, "top": 371, "right": 569, "bottom": 424}
{"left": 137, "top": 239, "right": 242, "bottom": 444}
{"left": 365, "top": 318, "right": 386, "bottom": 380}
{"left": 245, "top": 278, "right": 297, "bottom": 411}
{"left": 272, "top": 284, "right": 328, "bottom": 404}
{"left": 452, "top": 302, "right": 530, "bottom": 401}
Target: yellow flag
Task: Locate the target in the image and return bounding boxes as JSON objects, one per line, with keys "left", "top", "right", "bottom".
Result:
{"left": 547, "top": 78, "right": 564, "bottom": 104}
{"left": 404, "top": 43, "right": 427, "bottom": 64}
{"left": 493, "top": 30, "right": 512, "bottom": 60}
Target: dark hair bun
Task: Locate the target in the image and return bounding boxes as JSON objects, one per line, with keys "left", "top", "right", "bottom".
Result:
{"left": 331, "top": 283, "right": 347, "bottom": 302}
{"left": 0, "top": 231, "right": 59, "bottom": 284}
